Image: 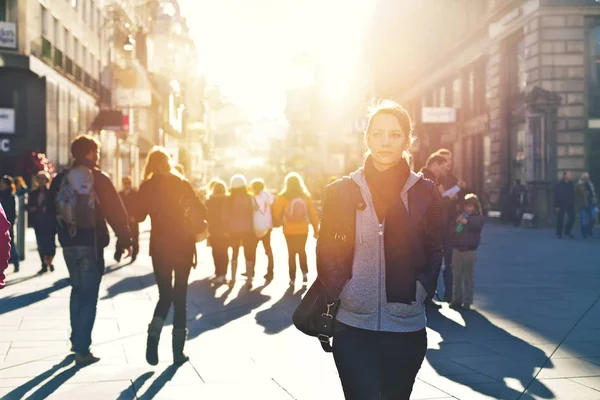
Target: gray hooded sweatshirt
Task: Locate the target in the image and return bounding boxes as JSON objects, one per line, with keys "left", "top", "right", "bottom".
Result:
{"left": 336, "top": 169, "right": 429, "bottom": 333}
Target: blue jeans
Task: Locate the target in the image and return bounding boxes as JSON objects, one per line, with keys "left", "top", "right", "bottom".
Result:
{"left": 580, "top": 207, "right": 594, "bottom": 236}
{"left": 63, "top": 246, "right": 103, "bottom": 355}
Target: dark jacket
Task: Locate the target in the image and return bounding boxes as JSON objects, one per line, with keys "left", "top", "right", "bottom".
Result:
{"left": 226, "top": 189, "right": 253, "bottom": 235}
{"left": 48, "top": 165, "right": 132, "bottom": 249}
{"left": 452, "top": 214, "right": 484, "bottom": 251}
{"left": 420, "top": 168, "right": 438, "bottom": 185}
{"left": 27, "top": 188, "right": 54, "bottom": 230}
{"left": 316, "top": 172, "right": 444, "bottom": 303}
{"left": 0, "top": 190, "right": 16, "bottom": 225}
{"left": 135, "top": 173, "right": 207, "bottom": 265}
{"left": 206, "top": 195, "right": 228, "bottom": 238}
{"left": 554, "top": 180, "right": 575, "bottom": 210}
{"left": 0, "top": 203, "right": 11, "bottom": 289}
{"left": 119, "top": 189, "right": 140, "bottom": 234}
{"left": 574, "top": 181, "right": 589, "bottom": 210}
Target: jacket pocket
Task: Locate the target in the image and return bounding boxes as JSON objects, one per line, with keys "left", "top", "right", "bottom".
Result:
{"left": 383, "top": 281, "right": 428, "bottom": 318}
{"left": 338, "top": 276, "right": 378, "bottom": 315}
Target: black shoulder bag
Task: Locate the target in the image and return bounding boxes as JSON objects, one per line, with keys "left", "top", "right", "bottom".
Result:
{"left": 292, "top": 177, "right": 355, "bottom": 352}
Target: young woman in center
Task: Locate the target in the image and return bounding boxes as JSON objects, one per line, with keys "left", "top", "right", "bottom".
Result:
{"left": 316, "top": 100, "right": 443, "bottom": 399}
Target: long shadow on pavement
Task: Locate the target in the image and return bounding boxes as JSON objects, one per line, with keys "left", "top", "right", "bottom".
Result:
{"left": 426, "top": 306, "right": 554, "bottom": 399}
{"left": 101, "top": 272, "right": 156, "bottom": 300}
{"left": 0, "top": 278, "right": 70, "bottom": 316}
{"left": 134, "top": 364, "right": 183, "bottom": 400}
{"left": 186, "top": 278, "right": 271, "bottom": 340}
{"left": 1, "top": 355, "right": 84, "bottom": 400}
{"left": 255, "top": 285, "right": 306, "bottom": 334}
{"left": 116, "top": 371, "right": 154, "bottom": 399}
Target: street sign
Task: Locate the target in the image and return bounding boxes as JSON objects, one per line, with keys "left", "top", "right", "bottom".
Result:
{"left": 421, "top": 107, "right": 457, "bottom": 123}
{"left": 0, "top": 108, "right": 15, "bottom": 134}
{"left": 0, "top": 22, "right": 17, "bottom": 49}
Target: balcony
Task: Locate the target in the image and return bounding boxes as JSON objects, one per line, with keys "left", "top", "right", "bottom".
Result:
{"left": 54, "top": 49, "right": 63, "bottom": 69}
{"left": 65, "top": 57, "right": 73, "bottom": 76}
{"left": 41, "top": 37, "right": 52, "bottom": 61}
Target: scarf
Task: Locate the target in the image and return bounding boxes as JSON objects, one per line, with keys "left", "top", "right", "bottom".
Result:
{"left": 364, "top": 156, "right": 417, "bottom": 304}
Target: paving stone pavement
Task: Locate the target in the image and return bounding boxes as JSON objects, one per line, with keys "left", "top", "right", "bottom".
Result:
{"left": 1, "top": 223, "right": 600, "bottom": 399}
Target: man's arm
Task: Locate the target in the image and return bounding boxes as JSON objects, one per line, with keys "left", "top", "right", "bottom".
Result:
{"left": 95, "top": 171, "right": 131, "bottom": 248}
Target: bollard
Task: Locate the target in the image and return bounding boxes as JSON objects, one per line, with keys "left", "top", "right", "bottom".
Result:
{"left": 17, "top": 194, "right": 26, "bottom": 261}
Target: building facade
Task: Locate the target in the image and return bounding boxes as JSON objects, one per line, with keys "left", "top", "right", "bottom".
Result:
{"left": 370, "top": 0, "right": 600, "bottom": 225}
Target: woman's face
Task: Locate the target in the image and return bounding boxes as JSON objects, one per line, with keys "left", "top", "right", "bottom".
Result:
{"left": 366, "top": 113, "right": 408, "bottom": 171}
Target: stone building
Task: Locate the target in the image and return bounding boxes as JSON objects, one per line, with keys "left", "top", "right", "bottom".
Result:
{"left": 369, "top": 0, "right": 600, "bottom": 224}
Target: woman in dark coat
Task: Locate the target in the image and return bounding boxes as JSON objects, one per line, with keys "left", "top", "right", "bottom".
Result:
{"left": 135, "top": 147, "right": 207, "bottom": 366}
{"left": 27, "top": 171, "right": 56, "bottom": 274}
{"left": 206, "top": 179, "right": 229, "bottom": 284}
{"left": 316, "top": 101, "right": 443, "bottom": 399}
{"left": 0, "top": 176, "right": 19, "bottom": 273}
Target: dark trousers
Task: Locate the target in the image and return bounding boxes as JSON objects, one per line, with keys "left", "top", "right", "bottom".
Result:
{"left": 284, "top": 234, "right": 308, "bottom": 280}
{"left": 442, "top": 236, "right": 454, "bottom": 299}
{"left": 115, "top": 223, "right": 139, "bottom": 259}
{"left": 333, "top": 324, "right": 427, "bottom": 400}
{"left": 211, "top": 235, "right": 229, "bottom": 277}
{"left": 258, "top": 229, "right": 274, "bottom": 277}
{"left": 34, "top": 228, "right": 55, "bottom": 269}
{"left": 556, "top": 208, "right": 575, "bottom": 236}
{"left": 151, "top": 254, "right": 192, "bottom": 329}
{"left": 580, "top": 207, "right": 594, "bottom": 236}
{"left": 8, "top": 226, "right": 19, "bottom": 268}
{"left": 230, "top": 232, "right": 258, "bottom": 276}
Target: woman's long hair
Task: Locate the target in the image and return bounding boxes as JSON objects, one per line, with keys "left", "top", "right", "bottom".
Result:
{"left": 279, "top": 172, "right": 310, "bottom": 198}
{"left": 209, "top": 179, "right": 228, "bottom": 198}
{"left": 1, "top": 176, "right": 16, "bottom": 194}
{"left": 143, "top": 146, "right": 176, "bottom": 181}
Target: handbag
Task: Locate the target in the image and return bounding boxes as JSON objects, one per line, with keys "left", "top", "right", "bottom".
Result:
{"left": 292, "top": 277, "right": 339, "bottom": 352}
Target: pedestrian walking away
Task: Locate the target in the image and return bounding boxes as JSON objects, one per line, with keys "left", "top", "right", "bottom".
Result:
{"left": 0, "top": 203, "right": 11, "bottom": 289}
{"left": 450, "top": 194, "right": 484, "bottom": 310}
{"left": 135, "top": 146, "right": 207, "bottom": 366}
{"left": 27, "top": 171, "right": 57, "bottom": 274}
{"left": 273, "top": 172, "right": 319, "bottom": 287}
{"left": 250, "top": 178, "right": 275, "bottom": 281}
{"left": 576, "top": 172, "right": 596, "bottom": 238}
{"left": 315, "top": 100, "right": 443, "bottom": 399}
{"left": 206, "top": 179, "right": 230, "bottom": 284}
{"left": 48, "top": 134, "right": 133, "bottom": 366}
{"left": 555, "top": 171, "right": 575, "bottom": 239}
{"left": 226, "top": 174, "right": 258, "bottom": 286}
{"left": 115, "top": 176, "right": 140, "bottom": 263}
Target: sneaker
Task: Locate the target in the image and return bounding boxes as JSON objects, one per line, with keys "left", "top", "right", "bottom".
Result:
{"left": 38, "top": 266, "right": 48, "bottom": 274}
{"left": 302, "top": 274, "right": 308, "bottom": 284}
{"left": 449, "top": 303, "right": 462, "bottom": 310}
{"left": 75, "top": 352, "right": 100, "bottom": 366}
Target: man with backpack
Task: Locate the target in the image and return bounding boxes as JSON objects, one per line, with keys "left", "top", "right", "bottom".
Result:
{"left": 49, "top": 135, "right": 132, "bottom": 365}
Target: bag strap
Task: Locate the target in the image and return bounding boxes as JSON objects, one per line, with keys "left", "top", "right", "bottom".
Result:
{"left": 318, "top": 335, "right": 333, "bottom": 352}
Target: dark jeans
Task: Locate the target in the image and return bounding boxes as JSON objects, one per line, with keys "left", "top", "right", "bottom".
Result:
{"left": 333, "top": 324, "right": 427, "bottom": 400}
{"left": 230, "top": 232, "right": 258, "bottom": 277}
{"left": 258, "top": 229, "right": 274, "bottom": 277}
{"left": 442, "top": 236, "right": 454, "bottom": 299}
{"left": 284, "top": 234, "right": 308, "bottom": 280}
{"left": 211, "top": 235, "right": 229, "bottom": 277}
{"left": 152, "top": 254, "right": 192, "bottom": 329}
{"left": 34, "top": 228, "right": 55, "bottom": 268}
{"left": 63, "top": 246, "right": 103, "bottom": 355}
{"left": 8, "top": 226, "right": 19, "bottom": 267}
{"left": 115, "top": 223, "right": 139, "bottom": 259}
{"left": 556, "top": 208, "right": 575, "bottom": 236}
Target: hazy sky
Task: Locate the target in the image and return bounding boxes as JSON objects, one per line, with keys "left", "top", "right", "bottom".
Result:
{"left": 179, "top": 0, "right": 374, "bottom": 120}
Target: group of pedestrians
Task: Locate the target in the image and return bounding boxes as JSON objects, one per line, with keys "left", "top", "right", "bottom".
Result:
{"left": 555, "top": 171, "right": 598, "bottom": 239}
{"left": 205, "top": 171, "right": 319, "bottom": 287}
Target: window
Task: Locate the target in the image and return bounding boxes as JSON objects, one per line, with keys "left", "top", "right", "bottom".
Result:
{"left": 66, "top": 31, "right": 72, "bottom": 57}
{"left": 90, "top": 1, "right": 95, "bottom": 31}
{"left": 74, "top": 38, "right": 79, "bottom": 63}
{"left": 439, "top": 86, "right": 446, "bottom": 107}
{"left": 41, "top": 6, "right": 49, "bottom": 37}
{"left": 0, "top": 0, "right": 6, "bottom": 21}
{"left": 82, "top": 0, "right": 87, "bottom": 23}
{"left": 82, "top": 47, "right": 87, "bottom": 69}
{"left": 432, "top": 90, "right": 438, "bottom": 107}
{"left": 453, "top": 78, "right": 461, "bottom": 108}
{"left": 468, "top": 71, "right": 475, "bottom": 114}
{"left": 97, "top": 10, "right": 102, "bottom": 35}
{"left": 62, "top": 26, "right": 67, "bottom": 52}
{"left": 590, "top": 25, "right": 600, "bottom": 86}
{"left": 71, "top": 0, "right": 77, "bottom": 9}
{"left": 53, "top": 18, "right": 59, "bottom": 46}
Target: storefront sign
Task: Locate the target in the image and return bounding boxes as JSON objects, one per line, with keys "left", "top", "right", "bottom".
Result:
{"left": 0, "top": 22, "right": 17, "bottom": 49}
{"left": 0, "top": 109, "right": 15, "bottom": 134}
{"left": 0, "top": 138, "right": 10, "bottom": 152}
{"left": 422, "top": 107, "right": 457, "bottom": 123}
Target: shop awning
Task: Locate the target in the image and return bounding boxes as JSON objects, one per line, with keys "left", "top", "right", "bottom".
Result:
{"left": 89, "top": 110, "right": 123, "bottom": 131}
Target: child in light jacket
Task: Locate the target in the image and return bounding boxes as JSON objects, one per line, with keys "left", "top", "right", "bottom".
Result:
{"left": 450, "top": 193, "right": 484, "bottom": 310}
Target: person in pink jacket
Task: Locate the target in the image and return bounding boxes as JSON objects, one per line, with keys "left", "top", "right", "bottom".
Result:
{"left": 0, "top": 202, "right": 12, "bottom": 289}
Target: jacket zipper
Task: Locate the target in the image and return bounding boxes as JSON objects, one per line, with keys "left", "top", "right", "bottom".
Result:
{"left": 378, "top": 222, "right": 383, "bottom": 330}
